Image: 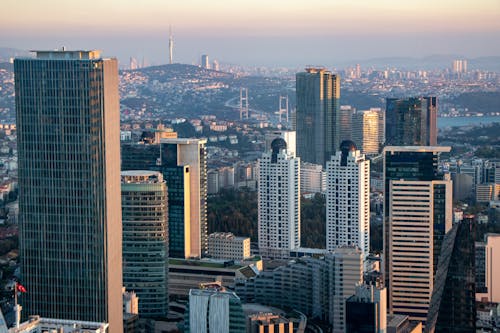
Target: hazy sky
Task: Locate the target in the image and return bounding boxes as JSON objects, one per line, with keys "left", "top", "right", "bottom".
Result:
{"left": 2, "top": 0, "right": 500, "bottom": 67}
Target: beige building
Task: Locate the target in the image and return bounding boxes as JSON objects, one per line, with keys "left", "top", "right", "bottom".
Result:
{"left": 208, "top": 232, "right": 251, "bottom": 261}
{"left": 476, "top": 234, "right": 500, "bottom": 303}
{"left": 388, "top": 179, "right": 452, "bottom": 322}
{"left": 247, "top": 313, "right": 294, "bottom": 333}
{"left": 161, "top": 138, "right": 207, "bottom": 258}
{"left": 476, "top": 183, "right": 500, "bottom": 203}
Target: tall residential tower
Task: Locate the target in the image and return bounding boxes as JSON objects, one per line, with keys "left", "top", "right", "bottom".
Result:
{"left": 326, "top": 141, "right": 370, "bottom": 262}
{"left": 15, "top": 50, "right": 123, "bottom": 332}
{"left": 258, "top": 138, "right": 300, "bottom": 258}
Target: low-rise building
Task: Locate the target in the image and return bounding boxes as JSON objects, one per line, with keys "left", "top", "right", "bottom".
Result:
{"left": 208, "top": 232, "right": 251, "bottom": 261}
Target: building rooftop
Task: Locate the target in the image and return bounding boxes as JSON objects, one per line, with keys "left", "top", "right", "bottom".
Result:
{"left": 160, "top": 138, "right": 207, "bottom": 145}
{"left": 8, "top": 316, "right": 108, "bottom": 333}
{"left": 383, "top": 146, "right": 451, "bottom": 153}
{"left": 30, "top": 49, "right": 102, "bottom": 60}
{"left": 121, "top": 170, "right": 163, "bottom": 184}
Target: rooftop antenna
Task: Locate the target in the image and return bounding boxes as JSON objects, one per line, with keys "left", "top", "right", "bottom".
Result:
{"left": 169, "top": 25, "right": 173, "bottom": 65}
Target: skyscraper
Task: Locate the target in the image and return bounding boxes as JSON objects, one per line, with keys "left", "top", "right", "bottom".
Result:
{"left": 326, "top": 141, "right": 370, "bottom": 263}
{"left": 161, "top": 138, "right": 207, "bottom": 258}
{"left": 383, "top": 146, "right": 452, "bottom": 324}
{"left": 385, "top": 97, "right": 437, "bottom": 146}
{"left": 351, "top": 109, "right": 381, "bottom": 156}
{"left": 121, "top": 171, "right": 169, "bottom": 318}
{"left": 339, "top": 105, "right": 353, "bottom": 143}
{"left": 201, "top": 54, "right": 209, "bottom": 69}
{"left": 425, "top": 218, "right": 476, "bottom": 333}
{"left": 258, "top": 138, "right": 300, "bottom": 258}
{"left": 15, "top": 50, "right": 122, "bottom": 331}
{"left": 296, "top": 68, "right": 340, "bottom": 166}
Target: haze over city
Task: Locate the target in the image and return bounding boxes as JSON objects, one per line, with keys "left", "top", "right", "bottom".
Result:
{"left": 2, "top": 0, "right": 500, "bottom": 66}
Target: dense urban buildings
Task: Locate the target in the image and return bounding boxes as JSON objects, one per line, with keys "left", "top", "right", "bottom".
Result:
{"left": 384, "top": 146, "right": 453, "bottom": 324}
{"left": 301, "top": 162, "right": 326, "bottom": 194}
{"left": 296, "top": 67, "right": 340, "bottom": 166}
{"left": 425, "top": 218, "right": 476, "bottom": 333}
{"left": 385, "top": 97, "right": 437, "bottom": 146}
{"left": 121, "top": 171, "right": 169, "bottom": 318}
{"left": 160, "top": 138, "right": 207, "bottom": 258}
{"left": 326, "top": 141, "right": 370, "bottom": 263}
{"left": 236, "top": 247, "right": 363, "bottom": 333}
{"left": 14, "top": 50, "right": 123, "bottom": 331}
{"left": 258, "top": 138, "right": 300, "bottom": 258}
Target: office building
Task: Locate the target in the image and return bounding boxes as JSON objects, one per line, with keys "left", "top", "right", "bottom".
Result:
{"left": 15, "top": 50, "right": 122, "bottom": 331}
{"left": 168, "top": 258, "right": 262, "bottom": 297}
{"left": 258, "top": 138, "right": 300, "bottom": 258}
{"left": 301, "top": 162, "right": 326, "bottom": 194}
{"left": 385, "top": 97, "right": 437, "bottom": 146}
{"left": 476, "top": 183, "right": 500, "bottom": 203}
{"left": 208, "top": 232, "right": 251, "bottom": 261}
{"left": 425, "top": 219, "right": 476, "bottom": 333}
{"left": 121, "top": 171, "right": 169, "bottom": 318}
{"left": 235, "top": 247, "right": 363, "bottom": 332}
{"left": 161, "top": 138, "right": 207, "bottom": 258}
{"left": 476, "top": 233, "right": 500, "bottom": 303}
{"left": 351, "top": 109, "right": 381, "bottom": 156}
{"left": 326, "top": 141, "right": 370, "bottom": 262}
{"left": 339, "top": 105, "right": 353, "bottom": 143}
{"left": 383, "top": 146, "right": 452, "bottom": 324}
{"left": 247, "top": 313, "right": 295, "bottom": 333}
{"left": 346, "top": 281, "right": 387, "bottom": 333}
{"left": 201, "top": 54, "right": 209, "bottom": 69}
{"left": 296, "top": 68, "right": 340, "bottom": 166}
{"left": 452, "top": 59, "right": 467, "bottom": 74}
{"left": 185, "top": 288, "right": 246, "bottom": 333}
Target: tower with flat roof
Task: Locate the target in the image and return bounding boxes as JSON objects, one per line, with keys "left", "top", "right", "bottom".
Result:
{"left": 296, "top": 67, "right": 340, "bottom": 166}
{"left": 383, "top": 146, "right": 452, "bottom": 324}
{"left": 15, "top": 50, "right": 123, "bottom": 332}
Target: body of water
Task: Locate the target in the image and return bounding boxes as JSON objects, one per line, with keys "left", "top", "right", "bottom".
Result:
{"left": 438, "top": 115, "right": 500, "bottom": 128}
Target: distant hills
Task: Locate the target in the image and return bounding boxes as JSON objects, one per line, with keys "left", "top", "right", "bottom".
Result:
{"left": 2, "top": 46, "right": 500, "bottom": 71}
{"left": 340, "top": 55, "right": 500, "bottom": 72}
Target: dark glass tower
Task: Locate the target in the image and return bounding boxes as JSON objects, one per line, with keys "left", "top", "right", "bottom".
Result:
{"left": 385, "top": 97, "right": 437, "bottom": 146}
{"left": 15, "top": 50, "right": 122, "bottom": 331}
{"left": 425, "top": 218, "right": 476, "bottom": 333}
{"left": 296, "top": 68, "right": 340, "bottom": 166}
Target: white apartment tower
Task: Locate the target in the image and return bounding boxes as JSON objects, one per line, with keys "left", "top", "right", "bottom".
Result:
{"left": 326, "top": 141, "right": 370, "bottom": 262}
{"left": 258, "top": 138, "right": 300, "bottom": 258}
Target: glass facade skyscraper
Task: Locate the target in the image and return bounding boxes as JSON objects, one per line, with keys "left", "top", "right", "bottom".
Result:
{"left": 161, "top": 139, "right": 207, "bottom": 258}
{"left": 121, "top": 171, "right": 169, "bottom": 318}
{"left": 385, "top": 97, "right": 437, "bottom": 146}
{"left": 296, "top": 68, "right": 340, "bottom": 166}
{"left": 15, "top": 50, "right": 122, "bottom": 332}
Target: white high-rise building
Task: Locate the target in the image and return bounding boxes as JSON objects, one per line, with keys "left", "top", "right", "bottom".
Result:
{"left": 301, "top": 162, "right": 326, "bottom": 194}
{"left": 258, "top": 138, "right": 300, "bottom": 258}
{"left": 326, "top": 141, "right": 370, "bottom": 262}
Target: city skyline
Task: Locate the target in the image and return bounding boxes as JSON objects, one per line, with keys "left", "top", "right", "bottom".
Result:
{"left": 2, "top": 0, "right": 500, "bottom": 66}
